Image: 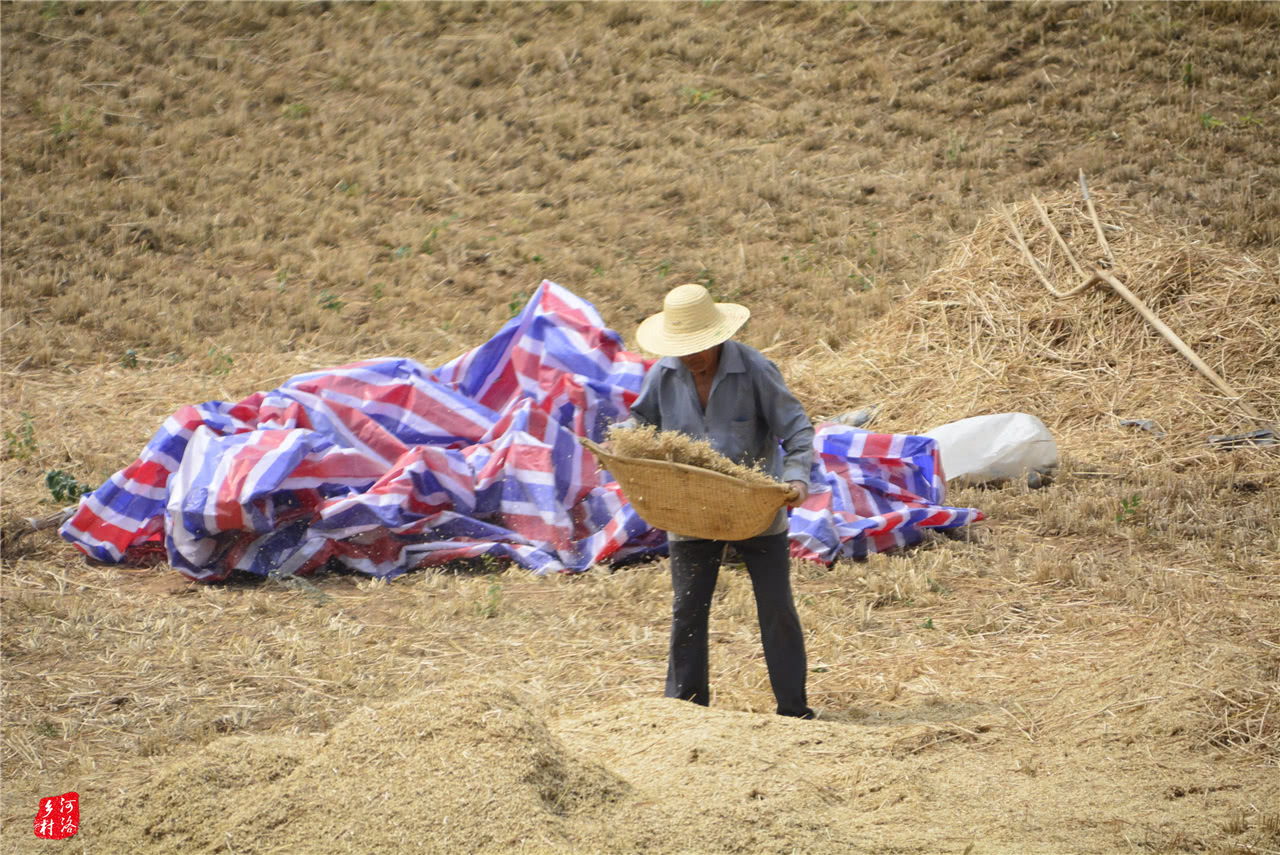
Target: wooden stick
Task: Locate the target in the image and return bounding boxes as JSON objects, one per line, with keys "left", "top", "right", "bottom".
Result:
{"left": 1032, "top": 195, "right": 1088, "bottom": 280}
{"left": 1078, "top": 169, "right": 1115, "bottom": 263}
{"left": 1, "top": 506, "right": 76, "bottom": 549}
{"left": 1074, "top": 176, "right": 1265, "bottom": 421}
{"left": 1090, "top": 267, "right": 1265, "bottom": 423}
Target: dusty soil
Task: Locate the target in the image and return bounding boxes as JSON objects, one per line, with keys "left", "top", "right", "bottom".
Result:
{"left": 2, "top": 3, "right": 1278, "bottom": 854}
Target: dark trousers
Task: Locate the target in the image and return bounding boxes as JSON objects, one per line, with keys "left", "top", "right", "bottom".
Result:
{"left": 665, "top": 531, "right": 812, "bottom": 717}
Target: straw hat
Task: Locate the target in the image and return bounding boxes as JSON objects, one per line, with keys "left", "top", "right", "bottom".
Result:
{"left": 635, "top": 283, "right": 750, "bottom": 357}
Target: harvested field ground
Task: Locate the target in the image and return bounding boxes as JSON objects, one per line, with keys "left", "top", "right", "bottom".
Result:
{"left": 2, "top": 3, "right": 1278, "bottom": 854}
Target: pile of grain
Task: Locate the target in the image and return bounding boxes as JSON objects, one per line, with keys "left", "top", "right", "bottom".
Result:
{"left": 94, "top": 686, "right": 626, "bottom": 855}
{"left": 93, "top": 735, "right": 315, "bottom": 853}
{"left": 606, "top": 424, "right": 781, "bottom": 488}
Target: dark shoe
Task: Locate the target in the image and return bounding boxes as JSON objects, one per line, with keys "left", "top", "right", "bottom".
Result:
{"left": 778, "top": 707, "right": 815, "bottom": 720}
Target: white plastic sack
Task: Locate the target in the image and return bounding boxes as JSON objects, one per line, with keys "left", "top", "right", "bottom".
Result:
{"left": 923, "top": 413, "right": 1058, "bottom": 486}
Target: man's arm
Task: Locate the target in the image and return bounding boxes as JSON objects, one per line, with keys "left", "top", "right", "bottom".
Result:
{"left": 755, "top": 358, "right": 815, "bottom": 496}
{"left": 617, "top": 363, "right": 662, "bottom": 430}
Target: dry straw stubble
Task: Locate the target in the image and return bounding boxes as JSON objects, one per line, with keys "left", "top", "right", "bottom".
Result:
{"left": 4, "top": 3, "right": 1280, "bottom": 854}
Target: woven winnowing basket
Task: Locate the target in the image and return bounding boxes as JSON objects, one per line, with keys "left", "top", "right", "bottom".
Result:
{"left": 579, "top": 438, "right": 794, "bottom": 541}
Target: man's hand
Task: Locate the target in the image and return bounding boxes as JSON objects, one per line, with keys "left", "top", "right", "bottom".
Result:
{"left": 786, "top": 480, "right": 809, "bottom": 507}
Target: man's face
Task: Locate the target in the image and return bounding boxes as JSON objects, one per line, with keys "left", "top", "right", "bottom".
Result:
{"left": 679, "top": 345, "right": 721, "bottom": 376}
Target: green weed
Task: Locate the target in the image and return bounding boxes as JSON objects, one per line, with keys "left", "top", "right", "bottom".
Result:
{"left": 391, "top": 245, "right": 411, "bottom": 260}
{"left": 419, "top": 228, "right": 440, "bottom": 255}
{"left": 121, "top": 349, "right": 139, "bottom": 369}
{"left": 317, "top": 291, "right": 344, "bottom": 312}
{"left": 46, "top": 469, "right": 93, "bottom": 503}
{"left": 282, "top": 103, "right": 311, "bottom": 120}
{"left": 1200, "top": 112, "right": 1225, "bottom": 130}
{"left": 680, "top": 86, "right": 720, "bottom": 106}
{"left": 508, "top": 290, "right": 530, "bottom": 316}
{"left": 49, "top": 105, "right": 95, "bottom": 142}
{"left": 475, "top": 579, "right": 502, "bottom": 619}
{"left": 1116, "top": 493, "right": 1142, "bottom": 523}
{"left": 784, "top": 251, "right": 815, "bottom": 272}
{"left": 207, "top": 346, "right": 234, "bottom": 375}
{"left": 5, "top": 412, "right": 37, "bottom": 459}
{"left": 419, "top": 217, "right": 458, "bottom": 255}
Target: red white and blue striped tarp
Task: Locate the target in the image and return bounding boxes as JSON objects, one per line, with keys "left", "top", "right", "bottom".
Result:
{"left": 60, "top": 281, "right": 982, "bottom": 581}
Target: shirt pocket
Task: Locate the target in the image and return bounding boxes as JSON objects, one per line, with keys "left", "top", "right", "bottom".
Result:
{"left": 720, "top": 415, "right": 755, "bottom": 463}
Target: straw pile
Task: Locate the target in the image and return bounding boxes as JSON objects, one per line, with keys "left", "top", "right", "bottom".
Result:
{"left": 94, "top": 685, "right": 627, "bottom": 854}
{"left": 84, "top": 682, "right": 1280, "bottom": 855}
{"left": 92, "top": 735, "right": 316, "bottom": 853}
{"left": 606, "top": 424, "right": 781, "bottom": 488}
{"left": 787, "top": 188, "right": 1280, "bottom": 471}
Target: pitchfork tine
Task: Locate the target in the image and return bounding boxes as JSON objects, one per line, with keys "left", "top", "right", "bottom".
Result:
{"left": 1001, "top": 205, "right": 1098, "bottom": 298}
{"left": 1078, "top": 169, "right": 1115, "bottom": 263}
{"left": 1032, "top": 195, "right": 1088, "bottom": 281}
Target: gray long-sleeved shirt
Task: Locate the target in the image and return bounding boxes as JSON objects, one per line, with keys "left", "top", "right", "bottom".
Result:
{"left": 626, "top": 340, "right": 815, "bottom": 540}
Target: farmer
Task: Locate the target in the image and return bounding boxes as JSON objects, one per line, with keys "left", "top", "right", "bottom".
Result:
{"left": 626, "top": 283, "right": 816, "bottom": 719}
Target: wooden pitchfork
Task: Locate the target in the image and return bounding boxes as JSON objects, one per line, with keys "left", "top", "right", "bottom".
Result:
{"left": 1001, "top": 170, "right": 1272, "bottom": 436}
